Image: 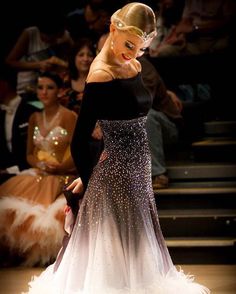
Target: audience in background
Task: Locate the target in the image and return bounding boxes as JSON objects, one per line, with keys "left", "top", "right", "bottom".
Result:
{"left": 5, "top": 10, "right": 73, "bottom": 96}
{"left": 60, "top": 38, "right": 103, "bottom": 167}
{"left": 0, "top": 65, "right": 39, "bottom": 184}
{"left": 0, "top": 72, "right": 77, "bottom": 267}
{"left": 60, "top": 39, "right": 96, "bottom": 113}
{"left": 140, "top": 56, "right": 183, "bottom": 188}
{"left": 66, "top": 0, "right": 125, "bottom": 45}
{"left": 149, "top": 0, "right": 184, "bottom": 57}
{"left": 150, "top": 0, "right": 236, "bottom": 57}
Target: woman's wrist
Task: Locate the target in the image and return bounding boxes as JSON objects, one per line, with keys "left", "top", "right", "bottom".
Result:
{"left": 36, "top": 161, "right": 46, "bottom": 171}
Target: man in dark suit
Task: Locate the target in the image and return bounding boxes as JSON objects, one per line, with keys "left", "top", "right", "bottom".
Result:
{"left": 0, "top": 66, "right": 39, "bottom": 183}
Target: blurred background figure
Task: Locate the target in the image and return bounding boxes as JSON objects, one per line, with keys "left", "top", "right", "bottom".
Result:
{"left": 60, "top": 38, "right": 96, "bottom": 113}
{"left": 66, "top": 0, "right": 126, "bottom": 46}
{"left": 0, "top": 72, "right": 77, "bottom": 267}
{"left": 149, "top": 0, "right": 184, "bottom": 57}
{"left": 5, "top": 9, "right": 73, "bottom": 97}
{"left": 60, "top": 38, "right": 103, "bottom": 167}
{"left": 140, "top": 55, "right": 183, "bottom": 189}
{"left": 0, "top": 64, "right": 38, "bottom": 184}
{"left": 150, "top": 0, "right": 236, "bottom": 57}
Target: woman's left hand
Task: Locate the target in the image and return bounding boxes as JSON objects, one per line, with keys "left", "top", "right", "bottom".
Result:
{"left": 44, "top": 162, "right": 62, "bottom": 173}
{"left": 66, "top": 177, "right": 84, "bottom": 194}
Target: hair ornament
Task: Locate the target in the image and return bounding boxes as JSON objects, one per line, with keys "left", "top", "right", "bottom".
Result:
{"left": 111, "top": 14, "right": 156, "bottom": 42}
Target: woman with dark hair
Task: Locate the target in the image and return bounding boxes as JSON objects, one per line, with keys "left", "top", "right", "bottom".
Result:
{"left": 0, "top": 72, "right": 77, "bottom": 267}
{"left": 60, "top": 39, "right": 103, "bottom": 165}
{"left": 60, "top": 38, "right": 96, "bottom": 113}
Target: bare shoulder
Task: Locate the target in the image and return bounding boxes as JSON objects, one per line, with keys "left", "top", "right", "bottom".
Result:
{"left": 29, "top": 110, "right": 40, "bottom": 125}
{"left": 60, "top": 106, "right": 77, "bottom": 119}
{"left": 132, "top": 59, "right": 142, "bottom": 73}
{"left": 87, "top": 69, "right": 113, "bottom": 83}
{"left": 29, "top": 111, "right": 36, "bottom": 122}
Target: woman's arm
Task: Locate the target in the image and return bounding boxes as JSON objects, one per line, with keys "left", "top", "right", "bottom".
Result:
{"left": 70, "top": 86, "right": 98, "bottom": 189}
{"left": 5, "top": 29, "right": 46, "bottom": 71}
{"left": 5, "top": 28, "right": 68, "bottom": 72}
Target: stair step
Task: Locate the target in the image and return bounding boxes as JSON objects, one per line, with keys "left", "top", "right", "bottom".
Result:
{"left": 192, "top": 138, "right": 236, "bottom": 147}
{"left": 158, "top": 209, "right": 236, "bottom": 218}
{"left": 159, "top": 215, "right": 236, "bottom": 238}
{"left": 166, "top": 237, "right": 236, "bottom": 248}
{"left": 166, "top": 163, "right": 236, "bottom": 180}
{"left": 204, "top": 120, "right": 236, "bottom": 136}
{"left": 167, "top": 181, "right": 236, "bottom": 188}
{"left": 155, "top": 189, "right": 236, "bottom": 210}
{"left": 155, "top": 186, "right": 236, "bottom": 195}
{"left": 191, "top": 139, "right": 236, "bottom": 162}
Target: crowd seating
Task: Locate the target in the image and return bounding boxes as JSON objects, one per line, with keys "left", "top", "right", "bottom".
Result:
{"left": 150, "top": 49, "right": 236, "bottom": 264}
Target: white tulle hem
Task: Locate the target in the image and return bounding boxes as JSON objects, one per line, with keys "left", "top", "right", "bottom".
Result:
{"left": 24, "top": 268, "right": 210, "bottom": 294}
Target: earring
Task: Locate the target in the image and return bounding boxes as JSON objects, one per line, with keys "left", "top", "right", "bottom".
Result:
{"left": 111, "top": 40, "right": 114, "bottom": 50}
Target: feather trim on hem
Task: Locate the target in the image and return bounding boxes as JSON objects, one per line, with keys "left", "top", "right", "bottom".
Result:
{"left": 0, "top": 196, "right": 66, "bottom": 266}
{"left": 24, "top": 266, "right": 210, "bottom": 294}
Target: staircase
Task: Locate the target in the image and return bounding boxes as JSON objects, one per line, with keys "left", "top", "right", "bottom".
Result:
{"left": 154, "top": 120, "right": 236, "bottom": 264}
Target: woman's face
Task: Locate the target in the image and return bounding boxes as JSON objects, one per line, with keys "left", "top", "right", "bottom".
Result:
{"left": 37, "top": 77, "right": 59, "bottom": 107}
{"left": 75, "top": 46, "right": 94, "bottom": 74}
{"left": 111, "top": 27, "right": 153, "bottom": 64}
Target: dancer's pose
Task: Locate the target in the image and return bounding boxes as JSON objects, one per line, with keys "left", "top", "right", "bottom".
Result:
{"left": 26, "top": 3, "right": 210, "bottom": 293}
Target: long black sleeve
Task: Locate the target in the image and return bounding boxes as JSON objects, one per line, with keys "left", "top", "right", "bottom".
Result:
{"left": 71, "top": 85, "right": 98, "bottom": 189}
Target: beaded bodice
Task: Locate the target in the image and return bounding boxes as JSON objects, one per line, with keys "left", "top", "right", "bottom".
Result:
{"left": 99, "top": 117, "right": 150, "bottom": 167}
{"left": 33, "top": 126, "right": 70, "bottom": 163}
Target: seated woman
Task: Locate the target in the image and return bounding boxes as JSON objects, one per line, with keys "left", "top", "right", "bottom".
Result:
{"left": 0, "top": 72, "right": 77, "bottom": 267}
{"left": 60, "top": 38, "right": 96, "bottom": 114}
{"left": 60, "top": 38, "right": 103, "bottom": 166}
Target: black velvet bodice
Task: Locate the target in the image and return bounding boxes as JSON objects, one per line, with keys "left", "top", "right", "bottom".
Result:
{"left": 71, "top": 73, "right": 152, "bottom": 187}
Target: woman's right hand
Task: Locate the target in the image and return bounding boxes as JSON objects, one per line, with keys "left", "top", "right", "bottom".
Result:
{"left": 91, "top": 124, "right": 103, "bottom": 140}
{"left": 38, "top": 60, "right": 53, "bottom": 71}
{"left": 66, "top": 177, "right": 84, "bottom": 194}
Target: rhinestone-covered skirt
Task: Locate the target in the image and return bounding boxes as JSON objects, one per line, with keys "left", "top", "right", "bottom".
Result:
{"left": 26, "top": 117, "right": 210, "bottom": 293}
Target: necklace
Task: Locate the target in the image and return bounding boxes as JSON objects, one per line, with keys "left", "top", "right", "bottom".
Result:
{"left": 42, "top": 106, "right": 61, "bottom": 130}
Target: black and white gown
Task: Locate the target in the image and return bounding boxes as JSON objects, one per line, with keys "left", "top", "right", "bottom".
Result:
{"left": 26, "top": 73, "right": 210, "bottom": 293}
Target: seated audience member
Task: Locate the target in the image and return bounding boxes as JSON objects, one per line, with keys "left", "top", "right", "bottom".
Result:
{"left": 140, "top": 56, "right": 183, "bottom": 188}
{"left": 149, "top": 0, "right": 184, "bottom": 57}
{"left": 66, "top": 0, "right": 125, "bottom": 45}
{"left": 0, "top": 65, "right": 38, "bottom": 184}
{"left": 150, "top": 0, "right": 236, "bottom": 57}
{"left": 5, "top": 9, "right": 73, "bottom": 96}
{"left": 60, "top": 38, "right": 103, "bottom": 166}
{"left": 60, "top": 39, "right": 96, "bottom": 113}
{"left": 0, "top": 72, "right": 77, "bottom": 267}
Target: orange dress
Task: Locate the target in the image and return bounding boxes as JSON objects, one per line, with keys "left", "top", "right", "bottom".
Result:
{"left": 0, "top": 107, "right": 77, "bottom": 266}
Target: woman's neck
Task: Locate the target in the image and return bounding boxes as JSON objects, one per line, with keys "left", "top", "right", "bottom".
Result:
{"left": 72, "top": 74, "right": 87, "bottom": 92}
{"left": 100, "top": 35, "right": 121, "bottom": 67}
{"left": 42, "top": 103, "right": 61, "bottom": 131}
{"left": 78, "top": 71, "right": 88, "bottom": 80}
{"left": 43, "top": 103, "right": 61, "bottom": 115}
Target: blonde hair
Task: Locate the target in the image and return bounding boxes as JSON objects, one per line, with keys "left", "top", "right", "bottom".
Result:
{"left": 111, "top": 2, "right": 157, "bottom": 41}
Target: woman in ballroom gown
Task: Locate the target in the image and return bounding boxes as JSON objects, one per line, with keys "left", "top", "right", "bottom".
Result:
{"left": 0, "top": 71, "right": 77, "bottom": 266}
{"left": 25, "top": 3, "right": 210, "bottom": 293}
